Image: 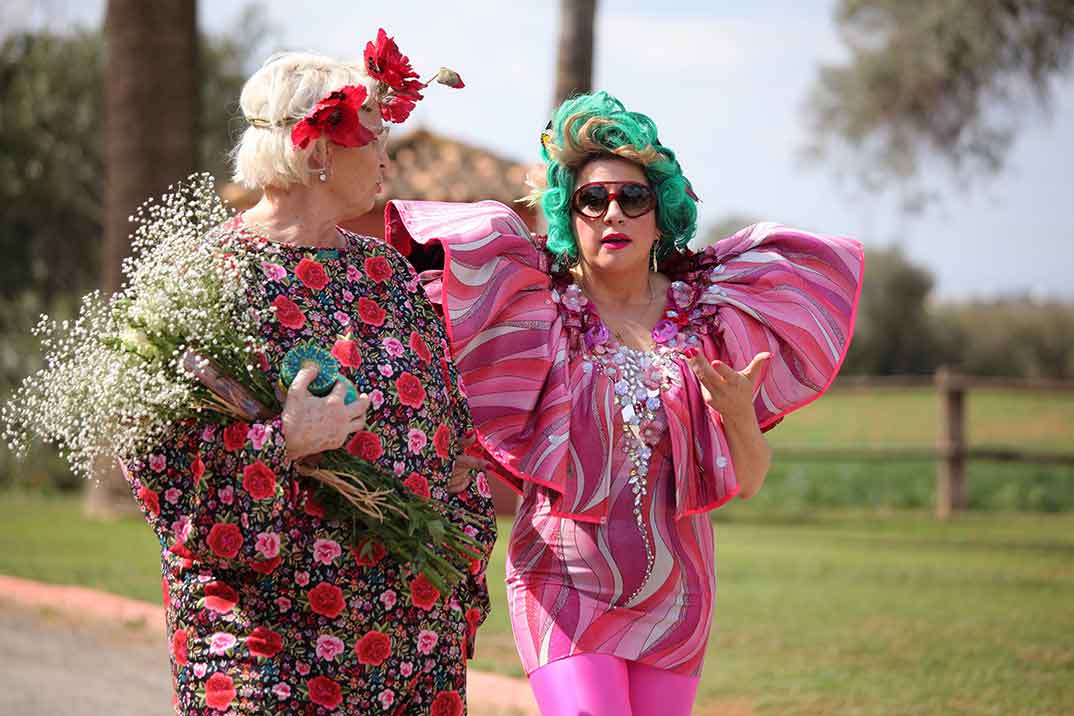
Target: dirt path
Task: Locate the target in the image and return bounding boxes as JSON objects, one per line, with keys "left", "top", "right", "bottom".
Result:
{"left": 0, "top": 599, "right": 172, "bottom": 715}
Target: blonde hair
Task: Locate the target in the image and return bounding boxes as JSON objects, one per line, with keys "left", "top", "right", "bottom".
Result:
{"left": 230, "top": 52, "right": 376, "bottom": 189}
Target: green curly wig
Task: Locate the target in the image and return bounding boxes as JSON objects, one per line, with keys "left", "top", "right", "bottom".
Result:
{"left": 533, "top": 91, "right": 697, "bottom": 264}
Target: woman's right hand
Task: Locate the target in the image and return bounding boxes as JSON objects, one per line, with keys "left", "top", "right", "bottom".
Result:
{"left": 282, "top": 366, "right": 370, "bottom": 463}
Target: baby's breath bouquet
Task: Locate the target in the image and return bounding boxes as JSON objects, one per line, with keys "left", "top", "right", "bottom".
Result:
{"left": 2, "top": 173, "right": 480, "bottom": 590}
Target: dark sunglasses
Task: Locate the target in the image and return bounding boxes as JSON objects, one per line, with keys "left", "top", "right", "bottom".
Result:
{"left": 571, "top": 181, "right": 656, "bottom": 219}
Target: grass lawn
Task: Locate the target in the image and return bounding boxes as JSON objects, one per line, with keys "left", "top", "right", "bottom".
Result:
{"left": 1, "top": 491, "right": 1071, "bottom": 715}
{"left": 766, "top": 387, "right": 1074, "bottom": 451}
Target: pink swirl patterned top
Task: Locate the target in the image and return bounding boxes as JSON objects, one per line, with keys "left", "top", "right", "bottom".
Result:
{"left": 386, "top": 200, "right": 864, "bottom": 675}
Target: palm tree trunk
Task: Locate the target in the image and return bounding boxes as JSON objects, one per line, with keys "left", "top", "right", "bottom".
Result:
{"left": 533, "top": 0, "right": 597, "bottom": 239}
{"left": 554, "top": 0, "right": 597, "bottom": 106}
{"left": 89, "top": 0, "right": 198, "bottom": 518}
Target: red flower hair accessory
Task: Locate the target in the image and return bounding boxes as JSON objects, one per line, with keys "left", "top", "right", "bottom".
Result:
{"left": 364, "top": 28, "right": 423, "bottom": 97}
{"left": 290, "top": 84, "right": 375, "bottom": 150}
{"left": 285, "top": 29, "right": 464, "bottom": 150}
{"left": 363, "top": 28, "right": 464, "bottom": 124}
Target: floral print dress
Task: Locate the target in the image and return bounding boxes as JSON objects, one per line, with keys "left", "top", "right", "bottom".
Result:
{"left": 124, "top": 219, "right": 497, "bottom": 716}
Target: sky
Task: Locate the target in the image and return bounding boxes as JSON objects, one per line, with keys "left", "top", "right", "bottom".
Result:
{"left": 14, "top": 0, "right": 1074, "bottom": 300}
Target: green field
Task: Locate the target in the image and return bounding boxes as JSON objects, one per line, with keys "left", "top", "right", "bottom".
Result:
{"left": 767, "top": 387, "right": 1074, "bottom": 450}
{"left": 757, "top": 387, "right": 1074, "bottom": 512}
{"left": 2, "top": 491, "right": 1071, "bottom": 716}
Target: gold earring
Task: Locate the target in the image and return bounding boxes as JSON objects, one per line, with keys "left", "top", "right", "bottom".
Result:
{"left": 651, "top": 247, "right": 658, "bottom": 272}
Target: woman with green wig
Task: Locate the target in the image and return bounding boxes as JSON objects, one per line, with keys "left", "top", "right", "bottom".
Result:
{"left": 387, "top": 91, "right": 864, "bottom": 715}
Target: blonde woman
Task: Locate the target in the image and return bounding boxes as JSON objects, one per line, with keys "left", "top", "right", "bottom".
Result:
{"left": 124, "top": 35, "right": 494, "bottom": 716}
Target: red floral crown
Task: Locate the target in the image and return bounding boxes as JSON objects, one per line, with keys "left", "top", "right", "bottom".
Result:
{"left": 289, "top": 28, "right": 464, "bottom": 151}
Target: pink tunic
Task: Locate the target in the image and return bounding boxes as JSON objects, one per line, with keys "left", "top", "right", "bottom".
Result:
{"left": 385, "top": 200, "right": 864, "bottom": 675}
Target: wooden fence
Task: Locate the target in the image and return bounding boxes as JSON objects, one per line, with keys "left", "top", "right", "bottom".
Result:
{"left": 775, "top": 367, "right": 1074, "bottom": 519}
{"left": 486, "top": 368, "right": 1074, "bottom": 518}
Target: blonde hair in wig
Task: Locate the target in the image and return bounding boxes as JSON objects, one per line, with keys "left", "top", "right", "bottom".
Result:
{"left": 529, "top": 91, "right": 698, "bottom": 263}
{"left": 230, "top": 52, "right": 376, "bottom": 189}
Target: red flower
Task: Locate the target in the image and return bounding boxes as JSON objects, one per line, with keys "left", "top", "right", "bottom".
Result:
{"left": 295, "top": 258, "right": 329, "bottom": 290}
{"left": 352, "top": 539, "right": 387, "bottom": 567}
{"left": 395, "top": 371, "right": 427, "bottom": 409}
{"left": 204, "top": 672, "right": 236, "bottom": 711}
{"left": 171, "top": 629, "right": 188, "bottom": 665}
{"left": 250, "top": 556, "right": 283, "bottom": 575}
{"left": 354, "top": 630, "right": 392, "bottom": 666}
{"left": 272, "top": 295, "right": 306, "bottom": 330}
{"left": 169, "top": 541, "right": 195, "bottom": 562}
{"left": 465, "top": 607, "right": 483, "bottom": 630}
{"left": 357, "top": 297, "right": 386, "bottom": 326}
{"left": 291, "top": 84, "right": 374, "bottom": 150}
{"left": 307, "top": 675, "right": 343, "bottom": 711}
{"left": 161, "top": 576, "right": 169, "bottom": 606}
{"left": 346, "top": 430, "right": 384, "bottom": 462}
{"left": 403, "top": 472, "right": 430, "bottom": 500}
{"left": 247, "top": 626, "right": 283, "bottom": 658}
{"left": 410, "top": 573, "right": 441, "bottom": 611}
{"left": 364, "top": 28, "right": 420, "bottom": 91}
{"left": 363, "top": 255, "right": 393, "bottom": 283}
{"left": 222, "top": 421, "right": 249, "bottom": 452}
{"left": 207, "top": 523, "right": 243, "bottom": 559}
{"left": 241, "top": 460, "right": 277, "bottom": 500}
{"left": 203, "top": 581, "right": 239, "bottom": 613}
{"left": 330, "top": 336, "right": 362, "bottom": 368}
{"left": 380, "top": 94, "right": 417, "bottom": 123}
{"left": 304, "top": 491, "right": 326, "bottom": 518}
{"left": 137, "top": 485, "right": 160, "bottom": 516}
{"left": 307, "top": 582, "right": 345, "bottom": 619}
{"left": 191, "top": 453, "right": 205, "bottom": 484}
{"left": 433, "top": 423, "right": 451, "bottom": 459}
{"left": 430, "top": 690, "right": 464, "bottom": 716}
{"left": 409, "top": 331, "right": 432, "bottom": 363}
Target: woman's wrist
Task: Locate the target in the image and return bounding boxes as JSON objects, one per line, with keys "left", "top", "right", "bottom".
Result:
{"left": 715, "top": 403, "right": 760, "bottom": 433}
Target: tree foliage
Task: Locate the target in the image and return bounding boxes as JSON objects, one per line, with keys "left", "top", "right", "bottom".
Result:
{"left": 842, "top": 246, "right": 939, "bottom": 375}
{"left": 805, "top": 0, "right": 1074, "bottom": 199}
{"left": 0, "top": 5, "right": 273, "bottom": 302}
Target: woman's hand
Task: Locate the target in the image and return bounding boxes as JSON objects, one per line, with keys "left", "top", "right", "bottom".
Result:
{"left": 685, "top": 350, "right": 771, "bottom": 423}
{"left": 282, "top": 366, "right": 370, "bottom": 463}
{"left": 684, "top": 349, "right": 773, "bottom": 498}
{"left": 446, "top": 432, "right": 491, "bottom": 495}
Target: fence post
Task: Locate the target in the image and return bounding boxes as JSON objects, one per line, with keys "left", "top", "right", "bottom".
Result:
{"left": 935, "top": 366, "right": 967, "bottom": 518}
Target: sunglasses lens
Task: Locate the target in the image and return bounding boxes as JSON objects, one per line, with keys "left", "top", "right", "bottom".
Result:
{"left": 618, "top": 183, "right": 655, "bottom": 217}
{"left": 575, "top": 185, "right": 610, "bottom": 217}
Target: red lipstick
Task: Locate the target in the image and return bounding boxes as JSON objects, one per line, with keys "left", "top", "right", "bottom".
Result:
{"left": 600, "top": 232, "right": 632, "bottom": 250}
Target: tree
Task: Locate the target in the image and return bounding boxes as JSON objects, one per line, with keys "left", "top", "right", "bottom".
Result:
{"left": 536, "top": 0, "right": 599, "bottom": 235}
{"left": 0, "top": 9, "right": 275, "bottom": 496}
{"left": 554, "top": 0, "right": 598, "bottom": 105}
{"left": 0, "top": 31, "right": 105, "bottom": 301}
{"left": 804, "top": 0, "right": 1074, "bottom": 202}
{"left": 0, "top": 7, "right": 271, "bottom": 303}
{"left": 104, "top": 1, "right": 199, "bottom": 294}
{"left": 841, "top": 246, "right": 939, "bottom": 375}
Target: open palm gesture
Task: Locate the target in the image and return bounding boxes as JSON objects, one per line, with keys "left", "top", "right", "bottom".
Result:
{"left": 684, "top": 350, "right": 771, "bottom": 425}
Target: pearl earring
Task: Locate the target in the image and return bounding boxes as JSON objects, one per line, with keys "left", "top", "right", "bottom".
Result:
{"left": 319, "top": 170, "right": 327, "bottom": 182}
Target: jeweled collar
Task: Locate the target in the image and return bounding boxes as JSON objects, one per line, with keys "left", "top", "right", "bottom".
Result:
{"left": 550, "top": 275, "right": 706, "bottom": 353}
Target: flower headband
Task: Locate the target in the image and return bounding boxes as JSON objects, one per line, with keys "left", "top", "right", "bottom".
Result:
{"left": 250, "top": 28, "right": 464, "bottom": 151}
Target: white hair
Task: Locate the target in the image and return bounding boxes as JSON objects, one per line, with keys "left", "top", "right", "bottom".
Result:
{"left": 230, "top": 52, "right": 376, "bottom": 189}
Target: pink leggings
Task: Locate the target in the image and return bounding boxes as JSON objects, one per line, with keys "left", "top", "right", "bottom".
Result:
{"left": 528, "top": 653, "right": 700, "bottom": 716}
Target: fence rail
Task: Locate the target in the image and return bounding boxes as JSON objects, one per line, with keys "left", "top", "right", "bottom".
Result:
{"left": 782, "top": 367, "right": 1074, "bottom": 518}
